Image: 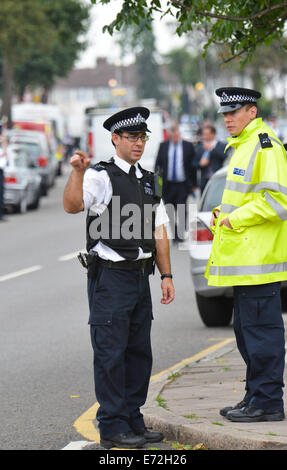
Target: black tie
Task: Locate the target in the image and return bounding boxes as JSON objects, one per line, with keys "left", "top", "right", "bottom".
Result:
{"left": 129, "top": 165, "right": 137, "bottom": 181}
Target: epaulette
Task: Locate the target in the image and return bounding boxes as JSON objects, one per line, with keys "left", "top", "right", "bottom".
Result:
{"left": 90, "top": 160, "right": 112, "bottom": 172}
{"left": 138, "top": 163, "right": 154, "bottom": 176}
{"left": 258, "top": 133, "right": 273, "bottom": 149}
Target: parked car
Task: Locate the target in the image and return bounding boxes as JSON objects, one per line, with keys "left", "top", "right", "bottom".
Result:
{"left": 189, "top": 166, "right": 287, "bottom": 327}
{"left": 8, "top": 130, "right": 57, "bottom": 195}
{"left": 4, "top": 144, "right": 42, "bottom": 213}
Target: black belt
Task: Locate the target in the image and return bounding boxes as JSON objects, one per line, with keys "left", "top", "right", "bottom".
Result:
{"left": 97, "top": 257, "right": 153, "bottom": 271}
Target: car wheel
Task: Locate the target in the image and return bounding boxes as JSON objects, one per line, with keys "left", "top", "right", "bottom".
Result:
{"left": 195, "top": 293, "right": 233, "bottom": 327}
{"left": 15, "top": 192, "right": 28, "bottom": 214}
{"left": 41, "top": 184, "right": 48, "bottom": 196}
{"left": 29, "top": 190, "right": 40, "bottom": 210}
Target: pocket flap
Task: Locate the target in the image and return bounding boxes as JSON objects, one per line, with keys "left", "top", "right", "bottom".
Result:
{"left": 91, "top": 314, "right": 112, "bottom": 326}
{"left": 242, "top": 283, "right": 279, "bottom": 298}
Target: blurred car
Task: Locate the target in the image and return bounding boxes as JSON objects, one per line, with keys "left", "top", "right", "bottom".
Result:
{"left": 8, "top": 130, "right": 57, "bottom": 195}
{"left": 189, "top": 166, "right": 287, "bottom": 327}
{"left": 4, "top": 144, "right": 42, "bottom": 213}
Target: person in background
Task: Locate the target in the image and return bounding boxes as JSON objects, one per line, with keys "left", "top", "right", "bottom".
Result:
{"left": 268, "top": 116, "right": 284, "bottom": 142}
{"left": 63, "top": 127, "right": 75, "bottom": 163}
{"left": 154, "top": 121, "right": 196, "bottom": 242}
{"left": 195, "top": 125, "right": 227, "bottom": 194}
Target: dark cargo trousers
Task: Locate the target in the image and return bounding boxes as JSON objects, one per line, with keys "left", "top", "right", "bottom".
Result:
{"left": 88, "top": 266, "right": 153, "bottom": 439}
{"left": 233, "top": 282, "right": 285, "bottom": 411}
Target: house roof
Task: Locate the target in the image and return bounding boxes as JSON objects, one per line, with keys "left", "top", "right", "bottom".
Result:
{"left": 54, "top": 57, "right": 177, "bottom": 89}
{"left": 55, "top": 58, "right": 138, "bottom": 88}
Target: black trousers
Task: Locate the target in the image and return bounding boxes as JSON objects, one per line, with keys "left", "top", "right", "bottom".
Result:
{"left": 163, "top": 181, "right": 189, "bottom": 241}
{"left": 88, "top": 266, "right": 153, "bottom": 439}
{"left": 233, "top": 282, "right": 285, "bottom": 411}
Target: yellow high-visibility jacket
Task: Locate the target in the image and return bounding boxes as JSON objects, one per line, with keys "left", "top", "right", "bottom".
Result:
{"left": 205, "top": 117, "right": 287, "bottom": 286}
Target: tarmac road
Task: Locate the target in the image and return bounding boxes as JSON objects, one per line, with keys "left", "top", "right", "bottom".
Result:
{"left": 0, "top": 165, "right": 233, "bottom": 450}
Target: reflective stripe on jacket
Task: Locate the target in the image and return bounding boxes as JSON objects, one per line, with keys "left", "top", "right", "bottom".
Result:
{"left": 205, "top": 117, "right": 287, "bottom": 286}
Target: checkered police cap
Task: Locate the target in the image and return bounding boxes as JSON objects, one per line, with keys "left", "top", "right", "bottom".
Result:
{"left": 215, "top": 87, "right": 261, "bottom": 113}
{"left": 103, "top": 107, "right": 151, "bottom": 133}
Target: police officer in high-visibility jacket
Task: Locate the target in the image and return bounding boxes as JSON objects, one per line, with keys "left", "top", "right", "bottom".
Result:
{"left": 205, "top": 87, "right": 287, "bottom": 422}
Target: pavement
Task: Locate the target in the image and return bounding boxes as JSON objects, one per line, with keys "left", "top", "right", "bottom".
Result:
{"left": 142, "top": 339, "right": 287, "bottom": 451}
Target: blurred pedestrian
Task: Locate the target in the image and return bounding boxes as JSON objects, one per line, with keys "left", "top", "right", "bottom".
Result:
{"left": 268, "top": 116, "right": 284, "bottom": 142}
{"left": 0, "top": 124, "right": 7, "bottom": 222}
{"left": 63, "top": 128, "right": 74, "bottom": 163}
{"left": 206, "top": 87, "right": 287, "bottom": 423}
{"left": 63, "top": 107, "right": 174, "bottom": 449}
{"left": 195, "top": 125, "right": 226, "bottom": 194}
{"left": 154, "top": 121, "right": 196, "bottom": 242}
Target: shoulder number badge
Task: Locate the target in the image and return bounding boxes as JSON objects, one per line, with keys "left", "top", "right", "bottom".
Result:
{"left": 258, "top": 133, "right": 273, "bottom": 149}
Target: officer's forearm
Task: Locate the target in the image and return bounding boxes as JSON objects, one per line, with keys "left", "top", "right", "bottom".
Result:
{"left": 63, "top": 170, "right": 85, "bottom": 213}
{"left": 154, "top": 225, "right": 171, "bottom": 274}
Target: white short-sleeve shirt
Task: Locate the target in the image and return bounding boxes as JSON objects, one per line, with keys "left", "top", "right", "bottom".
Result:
{"left": 83, "top": 155, "right": 169, "bottom": 261}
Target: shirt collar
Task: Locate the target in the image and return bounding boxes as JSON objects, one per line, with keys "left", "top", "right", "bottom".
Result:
{"left": 114, "top": 154, "right": 142, "bottom": 177}
{"left": 170, "top": 140, "right": 182, "bottom": 147}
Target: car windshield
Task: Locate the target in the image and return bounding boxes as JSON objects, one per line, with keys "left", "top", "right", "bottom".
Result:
{"left": 200, "top": 175, "right": 226, "bottom": 212}
{"left": 16, "top": 142, "right": 40, "bottom": 160}
{"left": 13, "top": 151, "right": 28, "bottom": 168}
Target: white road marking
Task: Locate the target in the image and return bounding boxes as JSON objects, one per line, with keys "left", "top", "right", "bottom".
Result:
{"left": 0, "top": 265, "right": 42, "bottom": 282}
{"left": 61, "top": 441, "right": 95, "bottom": 450}
{"left": 58, "top": 249, "right": 85, "bottom": 262}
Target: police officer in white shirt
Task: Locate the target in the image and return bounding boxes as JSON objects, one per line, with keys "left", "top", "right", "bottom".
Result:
{"left": 63, "top": 107, "right": 174, "bottom": 449}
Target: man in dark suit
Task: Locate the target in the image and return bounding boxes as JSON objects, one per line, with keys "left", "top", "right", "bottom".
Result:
{"left": 155, "top": 122, "right": 196, "bottom": 242}
{"left": 195, "top": 125, "right": 227, "bottom": 194}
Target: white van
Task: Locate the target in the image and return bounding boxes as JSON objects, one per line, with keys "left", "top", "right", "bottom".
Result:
{"left": 12, "top": 103, "right": 65, "bottom": 141}
{"left": 12, "top": 102, "right": 65, "bottom": 174}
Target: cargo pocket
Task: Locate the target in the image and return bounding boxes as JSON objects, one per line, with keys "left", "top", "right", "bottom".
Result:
{"left": 220, "top": 225, "right": 247, "bottom": 251}
{"left": 92, "top": 314, "right": 113, "bottom": 326}
{"left": 87, "top": 268, "right": 113, "bottom": 325}
{"left": 240, "top": 283, "right": 281, "bottom": 327}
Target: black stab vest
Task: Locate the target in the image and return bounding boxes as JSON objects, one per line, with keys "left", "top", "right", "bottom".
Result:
{"left": 86, "top": 160, "right": 161, "bottom": 260}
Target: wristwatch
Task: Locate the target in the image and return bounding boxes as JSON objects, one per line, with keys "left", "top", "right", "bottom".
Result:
{"left": 161, "top": 273, "right": 173, "bottom": 280}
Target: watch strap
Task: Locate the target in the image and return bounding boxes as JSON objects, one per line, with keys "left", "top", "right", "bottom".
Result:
{"left": 161, "top": 273, "right": 173, "bottom": 280}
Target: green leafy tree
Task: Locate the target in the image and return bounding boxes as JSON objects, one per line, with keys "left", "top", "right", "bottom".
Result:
{"left": 117, "top": 20, "right": 163, "bottom": 102}
{"left": 91, "top": 0, "right": 287, "bottom": 64}
{"left": 165, "top": 48, "right": 201, "bottom": 87}
{"left": 14, "top": 0, "right": 90, "bottom": 101}
{"left": 0, "top": 0, "right": 54, "bottom": 126}
{"left": 0, "top": 0, "right": 90, "bottom": 126}
{"left": 164, "top": 47, "right": 202, "bottom": 114}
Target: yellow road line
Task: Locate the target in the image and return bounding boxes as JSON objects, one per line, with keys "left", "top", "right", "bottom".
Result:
{"left": 73, "top": 337, "right": 235, "bottom": 443}
{"left": 150, "top": 337, "right": 235, "bottom": 382}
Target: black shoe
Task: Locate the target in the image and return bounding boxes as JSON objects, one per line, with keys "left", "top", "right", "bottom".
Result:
{"left": 134, "top": 427, "right": 164, "bottom": 443}
{"left": 220, "top": 400, "right": 247, "bottom": 417}
{"left": 100, "top": 431, "right": 146, "bottom": 449}
{"left": 226, "top": 406, "right": 285, "bottom": 422}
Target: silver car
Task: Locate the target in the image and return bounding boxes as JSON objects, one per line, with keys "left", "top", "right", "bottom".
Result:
{"left": 189, "top": 166, "right": 287, "bottom": 327}
{"left": 8, "top": 130, "right": 57, "bottom": 196}
{"left": 4, "top": 144, "right": 42, "bottom": 213}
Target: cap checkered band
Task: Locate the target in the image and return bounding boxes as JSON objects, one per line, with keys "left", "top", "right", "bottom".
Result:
{"left": 221, "top": 92, "right": 257, "bottom": 104}
{"left": 110, "top": 113, "right": 146, "bottom": 133}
